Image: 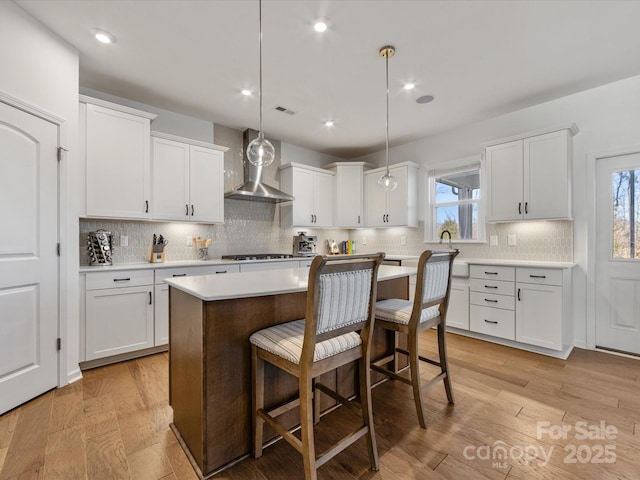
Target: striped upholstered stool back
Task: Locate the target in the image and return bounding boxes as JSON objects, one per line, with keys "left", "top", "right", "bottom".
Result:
{"left": 420, "top": 253, "right": 452, "bottom": 305}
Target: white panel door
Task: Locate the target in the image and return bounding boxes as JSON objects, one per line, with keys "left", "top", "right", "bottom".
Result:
{"left": 312, "top": 171, "right": 334, "bottom": 227}
{"left": 386, "top": 165, "right": 409, "bottom": 226}
{"left": 596, "top": 153, "right": 640, "bottom": 355}
{"left": 364, "top": 171, "right": 387, "bottom": 227}
{"left": 0, "top": 101, "right": 59, "bottom": 414}
{"left": 154, "top": 283, "right": 169, "bottom": 346}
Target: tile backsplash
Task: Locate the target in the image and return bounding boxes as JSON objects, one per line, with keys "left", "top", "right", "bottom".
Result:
{"left": 79, "top": 200, "right": 349, "bottom": 265}
{"left": 80, "top": 215, "right": 572, "bottom": 265}
{"left": 349, "top": 220, "right": 573, "bottom": 262}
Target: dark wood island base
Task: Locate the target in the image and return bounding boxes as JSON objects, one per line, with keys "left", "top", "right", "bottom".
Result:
{"left": 168, "top": 274, "right": 409, "bottom": 479}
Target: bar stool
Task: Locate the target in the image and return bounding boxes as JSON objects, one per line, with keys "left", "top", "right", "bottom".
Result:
{"left": 249, "top": 253, "right": 384, "bottom": 480}
{"left": 371, "top": 249, "right": 459, "bottom": 428}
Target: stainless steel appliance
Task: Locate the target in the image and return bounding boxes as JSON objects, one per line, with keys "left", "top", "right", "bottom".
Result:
{"left": 221, "top": 253, "right": 295, "bottom": 261}
{"left": 293, "top": 232, "right": 317, "bottom": 256}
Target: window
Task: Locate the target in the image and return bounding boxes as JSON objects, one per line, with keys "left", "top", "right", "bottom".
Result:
{"left": 612, "top": 169, "right": 640, "bottom": 259}
{"left": 425, "top": 162, "right": 484, "bottom": 243}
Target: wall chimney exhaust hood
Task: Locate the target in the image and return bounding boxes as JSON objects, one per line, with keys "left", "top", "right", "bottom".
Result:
{"left": 224, "top": 129, "right": 294, "bottom": 203}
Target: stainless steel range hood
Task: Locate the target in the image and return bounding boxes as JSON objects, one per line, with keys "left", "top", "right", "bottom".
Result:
{"left": 224, "top": 129, "right": 294, "bottom": 203}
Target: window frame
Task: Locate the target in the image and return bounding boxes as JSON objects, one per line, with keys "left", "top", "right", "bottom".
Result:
{"left": 424, "top": 156, "right": 486, "bottom": 244}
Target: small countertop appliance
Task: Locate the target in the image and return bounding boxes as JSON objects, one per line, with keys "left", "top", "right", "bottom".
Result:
{"left": 293, "top": 232, "right": 317, "bottom": 256}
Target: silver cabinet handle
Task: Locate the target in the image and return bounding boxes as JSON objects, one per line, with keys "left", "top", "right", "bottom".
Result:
{"left": 113, "top": 278, "right": 131, "bottom": 282}
{"left": 484, "top": 319, "right": 498, "bottom": 324}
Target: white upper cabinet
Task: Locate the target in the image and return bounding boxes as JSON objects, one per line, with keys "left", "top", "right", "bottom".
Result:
{"left": 329, "top": 162, "right": 370, "bottom": 228}
{"left": 82, "top": 97, "right": 156, "bottom": 219}
{"left": 280, "top": 163, "right": 335, "bottom": 228}
{"left": 364, "top": 162, "right": 419, "bottom": 227}
{"left": 152, "top": 132, "right": 226, "bottom": 223}
{"left": 485, "top": 126, "right": 577, "bottom": 222}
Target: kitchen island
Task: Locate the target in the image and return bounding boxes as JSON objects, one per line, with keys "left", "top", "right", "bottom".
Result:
{"left": 165, "top": 264, "right": 415, "bottom": 479}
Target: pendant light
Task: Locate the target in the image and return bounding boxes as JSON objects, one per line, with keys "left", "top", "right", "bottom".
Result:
{"left": 377, "top": 45, "right": 398, "bottom": 192}
{"left": 247, "top": 0, "right": 275, "bottom": 167}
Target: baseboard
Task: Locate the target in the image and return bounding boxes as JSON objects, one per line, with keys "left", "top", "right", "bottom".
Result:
{"left": 66, "top": 368, "right": 83, "bottom": 385}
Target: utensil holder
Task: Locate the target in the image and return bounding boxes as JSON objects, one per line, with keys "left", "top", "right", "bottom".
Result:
{"left": 150, "top": 245, "right": 165, "bottom": 263}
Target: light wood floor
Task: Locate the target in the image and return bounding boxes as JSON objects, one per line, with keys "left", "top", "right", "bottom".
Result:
{"left": 1, "top": 332, "right": 639, "bottom": 480}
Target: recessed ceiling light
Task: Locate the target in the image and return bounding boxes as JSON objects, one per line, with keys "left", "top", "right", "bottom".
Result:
{"left": 241, "top": 89, "right": 253, "bottom": 96}
{"left": 90, "top": 28, "right": 116, "bottom": 44}
{"left": 324, "top": 120, "right": 335, "bottom": 127}
{"left": 404, "top": 83, "right": 415, "bottom": 90}
{"left": 416, "top": 95, "right": 435, "bottom": 104}
{"left": 314, "top": 20, "right": 328, "bottom": 33}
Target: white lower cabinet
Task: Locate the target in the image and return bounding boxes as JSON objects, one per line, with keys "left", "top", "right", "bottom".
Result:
{"left": 83, "top": 264, "right": 241, "bottom": 362}
{"left": 468, "top": 264, "right": 570, "bottom": 351}
{"left": 154, "top": 264, "right": 240, "bottom": 345}
{"left": 85, "top": 270, "right": 154, "bottom": 361}
{"left": 515, "top": 268, "right": 565, "bottom": 350}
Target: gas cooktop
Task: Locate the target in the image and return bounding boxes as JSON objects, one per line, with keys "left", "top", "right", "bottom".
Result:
{"left": 221, "top": 253, "right": 295, "bottom": 261}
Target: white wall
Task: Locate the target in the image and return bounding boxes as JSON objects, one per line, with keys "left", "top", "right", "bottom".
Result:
{"left": 281, "top": 142, "right": 344, "bottom": 168}
{"left": 0, "top": 2, "right": 80, "bottom": 383}
{"left": 357, "top": 74, "right": 640, "bottom": 349}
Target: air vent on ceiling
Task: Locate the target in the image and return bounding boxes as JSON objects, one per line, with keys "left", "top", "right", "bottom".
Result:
{"left": 274, "top": 105, "right": 296, "bottom": 115}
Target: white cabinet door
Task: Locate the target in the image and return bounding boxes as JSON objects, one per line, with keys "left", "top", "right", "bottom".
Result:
{"left": 486, "top": 129, "right": 573, "bottom": 222}
{"left": 152, "top": 136, "right": 224, "bottom": 223}
{"left": 485, "top": 140, "right": 523, "bottom": 222}
{"left": 364, "top": 170, "right": 387, "bottom": 227}
{"left": 85, "top": 103, "right": 151, "bottom": 219}
{"left": 334, "top": 165, "right": 364, "bottom": 228}
{"left": 447, "top": 282, "right": 469, "bottom": 330}
{"left": 85, "top": 285, "right": 154, "bottom": 360}
{"left": 524, "top": 130, "right": 571, "bottom": 220}
{"left": 280, "top": 164, "right": 334, "bottom": 227}
{"left": 516, "top": 282, "right": 563, "bottom": 350}
{"left": 152, "top": 137, "right": 190, "bottom": 221}
{"left": 154, "top": 283, "right": 169, "bottom": 346}
{"left": 312, "top": 170, "right": 334, "bottom": 227}
{"left": 364, "top": 163, "right": 418, "bottom": 227}
{"left": 189, "top": 145, "right": 224, "bottom": 223}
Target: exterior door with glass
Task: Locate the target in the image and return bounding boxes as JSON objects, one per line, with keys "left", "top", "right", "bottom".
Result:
{"left": 595, "top": 152, "right": 640, "bottom": 356}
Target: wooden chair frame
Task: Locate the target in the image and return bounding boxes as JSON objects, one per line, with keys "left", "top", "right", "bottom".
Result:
{"left": 371, "top": 249, "right": 459, "bottom": 428}
{"left": 251, "top": 253, "right": 384, "bottom": 480}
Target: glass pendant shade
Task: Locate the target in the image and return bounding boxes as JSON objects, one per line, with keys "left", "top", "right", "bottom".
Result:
{"left": 247, "top": 132, "right": 275, "bottom": 167}
{"left": 378, "top": 171, "right": 398, "bottom": 191}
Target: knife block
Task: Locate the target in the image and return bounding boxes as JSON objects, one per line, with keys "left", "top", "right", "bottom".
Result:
{"left": 150, "top": 245, "right": 165, "bottom": 263}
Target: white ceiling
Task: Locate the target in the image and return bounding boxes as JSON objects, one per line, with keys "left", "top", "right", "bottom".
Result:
{"left": 15, "top": 0, "right": 640, "bottom": 158}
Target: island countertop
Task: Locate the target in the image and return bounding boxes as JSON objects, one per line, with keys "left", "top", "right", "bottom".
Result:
{"left": 164, "top": 264, "right": 417, "bottom": 301}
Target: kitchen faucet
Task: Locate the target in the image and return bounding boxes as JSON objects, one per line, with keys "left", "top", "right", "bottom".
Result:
{"left": 439, "top": 229, "right": 452, "bottom": 248}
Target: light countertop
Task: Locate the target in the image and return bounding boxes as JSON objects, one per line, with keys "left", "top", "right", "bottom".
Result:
{"left": 165, "top": 265, "right": 416, "bottom": 302}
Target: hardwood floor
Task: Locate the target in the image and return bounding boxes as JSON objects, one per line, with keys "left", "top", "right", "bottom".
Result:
{"left": 1, "top": 332, "right": 638, "bottom": 479}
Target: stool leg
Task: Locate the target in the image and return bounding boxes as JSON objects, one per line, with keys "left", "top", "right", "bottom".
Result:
{"left": 300, "top": 374, "right": 317, "bottom": 480}
{"left": 252, "top": 346, "right": 265, "bottom": 458}
{"left": 358, "top": 355, "right": 379, "bottom": 470}
{"left": 408, "top": 329, "right": 427, "bottom": 429}
{"left": 313, "top": 378, "right": 320, "bottom": 425}
{"left": 438, "top": 322, "right": 455, "bottom": 404}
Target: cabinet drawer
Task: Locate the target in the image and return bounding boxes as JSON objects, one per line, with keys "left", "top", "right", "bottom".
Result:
{"left": 516, "top": 267, "right": 562, "bottom": 286}
{"left": 470, "top": 291, "right": 514, "bottom": 310}
{"left": 85, "top": 270, "right": 153, "bottom": 290}
{"left": 470, "top": 305, "right": 515, "bottom": 340}
{"left": 155, "top": 264, "right": 239, "bottom": 284}
{"left": 470, "top": 278, "right": 514, "bottom": 296}
{"left": 470, "top": 265, "right": 515, "bottom": 281}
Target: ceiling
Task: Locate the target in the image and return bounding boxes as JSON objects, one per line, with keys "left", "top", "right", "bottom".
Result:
{"left": 15, "top": 0, "right": 640, "bottom": 158}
